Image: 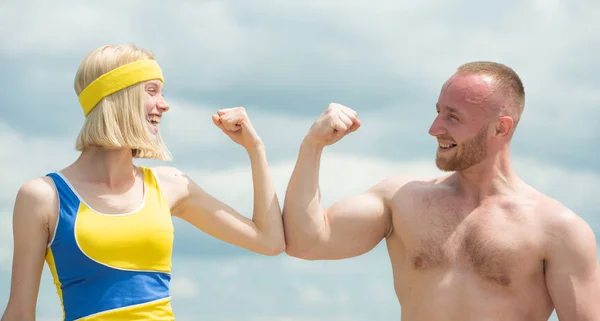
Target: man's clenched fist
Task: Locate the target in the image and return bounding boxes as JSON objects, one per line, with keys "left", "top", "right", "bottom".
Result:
{"left": 305, "top": 103, "right": 361, "bottom": 147}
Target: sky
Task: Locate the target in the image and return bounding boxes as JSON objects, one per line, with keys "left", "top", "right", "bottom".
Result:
{"left": 0, "top": 0, "right": 599, "bottom": 320}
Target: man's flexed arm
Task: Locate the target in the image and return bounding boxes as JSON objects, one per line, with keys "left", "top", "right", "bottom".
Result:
{"left": 283, "top": 103, "right": 393, "bottom": 260}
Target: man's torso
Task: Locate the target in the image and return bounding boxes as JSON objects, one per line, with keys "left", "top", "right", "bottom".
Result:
{"left": 385, "top": 177, "right": 555, "bottom": 321}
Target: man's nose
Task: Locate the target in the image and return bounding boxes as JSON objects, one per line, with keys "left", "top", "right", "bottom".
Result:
{"left": 428, "top": 116, "right": 446, "bottom": 137}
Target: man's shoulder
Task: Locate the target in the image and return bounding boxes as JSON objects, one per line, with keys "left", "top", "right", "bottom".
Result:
{"left": 534, "top": 193, "right": 581, "bottom": 226}
{"left": 532, "top": 194, "right": 596, "bottom": 252}
{"left": 369, "top": 174, "right": 443, "bottom": 201}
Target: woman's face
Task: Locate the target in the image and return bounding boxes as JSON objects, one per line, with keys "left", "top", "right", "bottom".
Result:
{"left": 143, "top": 79, "right": 169, "bottom": 135}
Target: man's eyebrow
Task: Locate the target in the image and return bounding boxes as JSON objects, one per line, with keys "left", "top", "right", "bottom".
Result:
{"left": 436, "top": 104, "right": 461, "bottom": 114}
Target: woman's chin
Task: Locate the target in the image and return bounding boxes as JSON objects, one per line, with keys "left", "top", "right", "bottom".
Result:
{"left": 147, "top": 123, "right": 160, "bottom": 135}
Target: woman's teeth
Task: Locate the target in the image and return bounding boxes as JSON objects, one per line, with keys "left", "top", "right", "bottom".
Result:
{"left": 147, "top": 116, "right": 160, "bottom": 125}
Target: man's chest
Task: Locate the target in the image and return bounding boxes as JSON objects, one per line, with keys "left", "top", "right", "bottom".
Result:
{"left": 390, "top": 199, "right": 545, "bottom": 287}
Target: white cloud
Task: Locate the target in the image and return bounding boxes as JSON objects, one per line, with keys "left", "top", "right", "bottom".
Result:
{"left": 158, "top": 100, "right": 225, "bottom": 149}
{"left": 242, "top": 318, "right": 360, "bottom": 321}
{"left": 0, "top": 212, "right": 12, "bottom": 273}
{"left": 0, "top": 121, "right": 79, "bottom": 205}
{"left": 158, "top": 99, "right": 313, "bottom": 153}
{"left": 2, "top": 0, "right": 598, "bottom": 173}
{"left": 291, "top": 282, "right": 327, "bottom": 306}
{"left": 217, "top": 265, "right": 240, "bottom": 279}
{"left": 163, "top": 254, "right": 397, "bottom": 320}
{"left": 0, "top": 101, "right": 595, "bottom": 321}
{"left": 170, "top": 276, "right": 198, "bottom": 299}
{"left": 0, "top": 1, "right": 142, "bottom": 56}
{"left": 3, "top": 0, "right": 599, "bottom": 97}
{"left": 182, "top": 151, "right": 600, "bottom": 221}
{"left": 515, "top": 157, "right": 600, "bottom": 211}
{"left": 0, "top": 2, "right": 596, "bottom": 320}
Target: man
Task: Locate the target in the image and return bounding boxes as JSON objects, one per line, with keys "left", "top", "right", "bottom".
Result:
{"left": 282, "top": 61, "right": 600, "bottom": 321}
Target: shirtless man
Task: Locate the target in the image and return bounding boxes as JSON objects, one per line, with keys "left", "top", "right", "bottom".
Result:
{"left": 282, "top": 61, "right": 600, "bottom": 321}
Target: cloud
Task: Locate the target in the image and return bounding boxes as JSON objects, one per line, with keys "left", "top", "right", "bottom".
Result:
{"left": 163, "top": 252, "right": 398, "bottom": 320}
{"left": 0, "top": 1, "right": 145, "bottom": 56}
{"left": 178, "top": 149, "right": 600, "bottom": 216}
{"left": 513, "top": 157, "right": 600, "bottom": 220}
{"left": 151, "top": 99, "right": 314, "bottom": 168}
{"left": 3, "top": 0, "right": 598, "bottom": 102}
{"left": 290, "top": 282, "right": 327, "bottom": 307}
{"left": 0, "top": 121, "right": 79, "bottom": 205}
{"left": 2, "top": 0, "right": 598, "bottom": 172}
{"left": 0, "top": 213, "right": 12, "bottom": 273}
{"left": 0, "top": 1, "right": 597, "bottom": 320}
{"left": 0, "top": 108, "right": 590, "bottom": 321}
{"left": 161, "top": 149, "right": 600, "bottom": 261}
{"left": 170, "top": 276, "right": 198, "bottom": 299}
{"left": 2, "top": 107, "right": 596, "bottom": 261}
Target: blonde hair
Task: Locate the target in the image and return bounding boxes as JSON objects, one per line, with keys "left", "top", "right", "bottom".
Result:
{"left": 73, "top": 44, "right": 172, "bottom": 161}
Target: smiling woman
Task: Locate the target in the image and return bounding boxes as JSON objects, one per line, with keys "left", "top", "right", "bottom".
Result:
{"left": 0, "top": 44, "right": 286, "bottom": 321}
{"left": 74, "top": 45, "right": 172, "bottom": 161}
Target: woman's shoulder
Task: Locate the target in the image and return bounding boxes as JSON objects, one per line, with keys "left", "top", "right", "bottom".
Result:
{"left": 146, "top": 165, "right": 189, "bottom": 185}
{"left": 144, "top": 166, "right": 194, "bottom": 206}
{"left": 16, "top": 176, "right": 58, "bottom": 203}
{"left": 147, "top": 165, "right": 185, "bottom": 177}
{"left": 13, "top": 175, "right": 58, "bottom": 223}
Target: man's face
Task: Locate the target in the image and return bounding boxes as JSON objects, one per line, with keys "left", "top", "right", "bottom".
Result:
{"left": 428, "top": 73, "right": 496, "bottom": 172}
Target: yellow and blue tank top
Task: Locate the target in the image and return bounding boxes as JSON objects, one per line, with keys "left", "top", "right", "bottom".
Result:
{"left": 45, "top": 166, "right": 175, "bottom": 321}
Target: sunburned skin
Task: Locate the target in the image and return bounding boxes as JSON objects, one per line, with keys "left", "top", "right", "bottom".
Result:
{"left": 282, "top": 62, "right": 600, "bottom": 321}
{"left": 384, "top": 178, "right": 556, "bottom": 320}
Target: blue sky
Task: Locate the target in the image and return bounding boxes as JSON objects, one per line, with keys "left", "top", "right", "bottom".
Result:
{"left": 0, "top": 1, "right": 599, "bottom": 320}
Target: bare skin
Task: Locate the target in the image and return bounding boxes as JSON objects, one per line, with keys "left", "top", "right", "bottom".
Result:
{"left": 283, "top": 72, "right": 600, "bottom": 321}
{"left": 1, "top": 80, "right": 285, "bottom": 320}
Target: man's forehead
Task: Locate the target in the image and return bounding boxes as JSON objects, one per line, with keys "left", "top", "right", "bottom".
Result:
{"left": 439, "top": 73, "right": 496, "bottom": 108}
{"left": 445, "top": 73, "right": 494, "bottom": 92}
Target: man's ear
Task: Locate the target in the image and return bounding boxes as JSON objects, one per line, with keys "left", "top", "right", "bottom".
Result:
{"left": 495, "top": 116, "right": 514, "bottom": 137}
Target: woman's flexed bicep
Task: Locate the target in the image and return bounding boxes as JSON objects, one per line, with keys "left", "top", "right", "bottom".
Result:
{"left": 153, "top": 165, "right": 284, "bottom": 256}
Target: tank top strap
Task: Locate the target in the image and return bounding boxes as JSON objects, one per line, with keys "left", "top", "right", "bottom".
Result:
{"left": 139, "top": 166, "right": 170, "bottom": 211}
{"left": 45, "top": 172, "right": 82, "bottom": 249}
{"left": 46, "top": 172, "right": 80, "bottom": 217}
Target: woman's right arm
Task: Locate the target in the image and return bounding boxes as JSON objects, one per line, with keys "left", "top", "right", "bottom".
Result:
{"left": 1, "top": 178, "right": 54, "bottom": 321}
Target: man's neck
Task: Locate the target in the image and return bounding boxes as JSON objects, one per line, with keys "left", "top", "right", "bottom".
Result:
{"left": 68, "top": 146, "right": 138, "bottom": 188}
{"left": 454, "top": 148, "right": 522, "bottom": 202}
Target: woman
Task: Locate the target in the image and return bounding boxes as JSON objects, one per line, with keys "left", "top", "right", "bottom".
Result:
{"left": 1, "top": 44, "right": 285, "bottom": 321}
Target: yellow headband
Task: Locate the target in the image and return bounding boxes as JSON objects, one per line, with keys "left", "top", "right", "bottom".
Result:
{"left": 78, "top": 59, "right": 164, "bottom": 117}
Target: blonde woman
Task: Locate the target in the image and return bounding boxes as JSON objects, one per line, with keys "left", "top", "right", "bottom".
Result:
{"left": 1, "top": 44, "right": 285, "bottom": 321}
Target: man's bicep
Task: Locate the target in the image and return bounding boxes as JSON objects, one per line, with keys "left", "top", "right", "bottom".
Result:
{"left": 545, "top": 212, "right": 600, "bottom": 321}
{"left": 311, "top": 189, "right": 391, "bottom": 260}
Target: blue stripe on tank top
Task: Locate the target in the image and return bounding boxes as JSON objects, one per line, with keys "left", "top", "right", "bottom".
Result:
{"left": 46, "top": 173, "right": 171, "bottom": 321}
